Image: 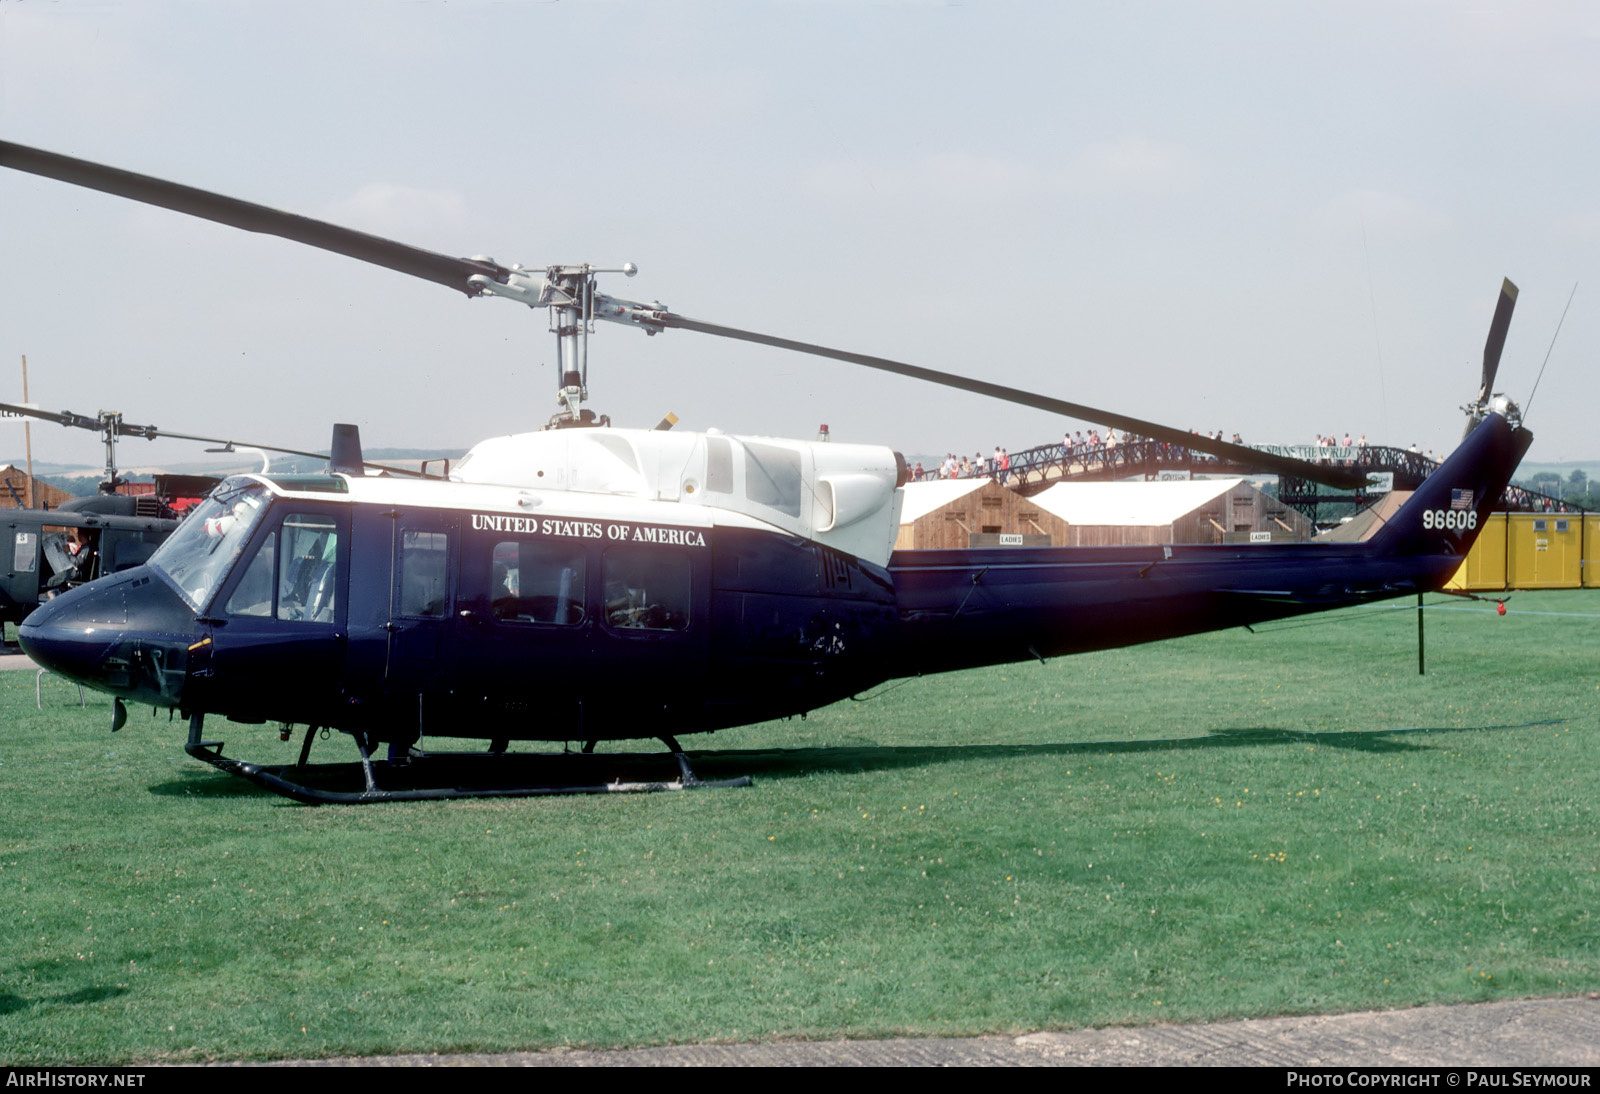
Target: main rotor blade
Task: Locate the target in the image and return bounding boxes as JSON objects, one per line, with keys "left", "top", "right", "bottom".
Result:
{"left": 0, "top": 141, "right": 508, "bottom": 296}
{"left": 1479, "top": 278, "right": 1518, "bottom": 402}
{"left": 656, "top": 316, "right": 1372, "bottom": 489}
{"left": 0, "top": 400, "right": 92, "bottom": 431}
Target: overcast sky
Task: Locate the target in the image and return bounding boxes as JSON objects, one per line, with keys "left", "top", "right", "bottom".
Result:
{"left": 2, "top": 0, "right": 1596, "bottom": 473}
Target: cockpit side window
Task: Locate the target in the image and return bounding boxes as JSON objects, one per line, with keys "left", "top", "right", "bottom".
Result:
{"left": 278, "top": 516, "right": 340, "bottom": 622}
{"left": 219, "top": 513, "right": 341, "bottom": 624}
{"left": 225, "top": 532, "right": 276, "bottom": 617}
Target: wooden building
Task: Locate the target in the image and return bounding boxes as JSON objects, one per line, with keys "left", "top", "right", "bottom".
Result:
{"left": 1313, "top": 490, "right": 1412, "bottom": 542}
{"left": 1031, "top": 477, "right": 1312, "bottom": 546}
{"left": 895, "top": 478, "right": 1071, "bottom": 550}
{"left": 0, "top": 464, "right": 71, "bottom": 510}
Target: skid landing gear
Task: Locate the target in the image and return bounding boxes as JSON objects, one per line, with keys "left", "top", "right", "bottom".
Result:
{"left": 183, "top": 715, "right": 751, "bottom": 805}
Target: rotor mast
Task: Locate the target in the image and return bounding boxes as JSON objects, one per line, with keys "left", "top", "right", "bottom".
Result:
{"left": 33, "top": 407, "right": 136, "bottom": 493}
{"left": 465, "top": 260, "right": 671, "bottom": 427}
{"left": 100, "top": 412, "right": 123, "bottom": 491}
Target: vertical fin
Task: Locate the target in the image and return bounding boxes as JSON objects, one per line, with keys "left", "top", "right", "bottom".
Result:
{"left": 329, "top": 424, "right": 364, "bottom": 475}
{"left": 1373, "top": 414, "right": 1531, "bottom": 559}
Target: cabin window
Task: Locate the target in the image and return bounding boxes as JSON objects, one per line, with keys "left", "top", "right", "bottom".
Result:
{"left": 13, "top": 531, "right": 36, "bottom": 573}
{"left": 222, "top": 513, "right": 341, "bottom": 623}
{"left": 398, "top": 530, "right": 449, "bottom": 618}
{"left": 603, "top": 547, "right": 690, "bottom": 631}
{"left": 743, "top": 441, "right": 802, "bottom": 517}
{"left": 491, "top": 540, "right": 585, "bottom": 625}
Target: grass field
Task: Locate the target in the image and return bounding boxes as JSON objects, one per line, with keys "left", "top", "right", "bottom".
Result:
{"left": 2, "top": 592, "right": 1597, "bottom": 1063}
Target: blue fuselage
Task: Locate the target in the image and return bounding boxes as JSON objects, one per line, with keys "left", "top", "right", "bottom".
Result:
{"left": 20, "top": 415, "right": 1531, "bottom": 746}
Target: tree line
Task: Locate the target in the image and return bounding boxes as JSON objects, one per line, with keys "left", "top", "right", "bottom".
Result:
{"left": 1514, "top": 469, "right": 1598, "bottom": 511}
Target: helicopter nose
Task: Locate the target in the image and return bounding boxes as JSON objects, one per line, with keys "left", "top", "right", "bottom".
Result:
{"left": 20, "top": 566, "right": 197, "bottom": 709}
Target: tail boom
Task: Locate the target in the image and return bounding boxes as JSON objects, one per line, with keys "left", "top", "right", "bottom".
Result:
{"left": 885, "top": 414, "right": 1530, "bottom": 676}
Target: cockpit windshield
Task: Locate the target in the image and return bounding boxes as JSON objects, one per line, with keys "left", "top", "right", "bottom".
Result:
{"left": 147, "top": 481, "right": 271, "bottom": 611}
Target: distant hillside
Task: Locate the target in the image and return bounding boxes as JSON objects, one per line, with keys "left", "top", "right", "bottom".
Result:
{"left": 1513, "top": 460, "right": 1600, "bottom": 484}
{"left": 33, "top": 475, "right": 109, "bottom": 498}
{"left": 153, "top": 447, "right": 468, "bottom": 476}
{"left": 2, "top": 447, "right": 467, "bottom": 474}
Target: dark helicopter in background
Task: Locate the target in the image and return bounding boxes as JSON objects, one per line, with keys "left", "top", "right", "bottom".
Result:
{"left": 0, "top": 140, "right": 1531, "bottom": 803}
{"left": 1, "top": 405, "right": 208, "bottom": 634}
{"left": 0, "top": 399, "right": 425, "bottom": 634}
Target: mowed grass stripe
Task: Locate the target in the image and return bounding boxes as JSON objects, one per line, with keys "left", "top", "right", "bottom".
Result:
{"left": 1, "top": 591, "right": 1596, "bottom": 1062}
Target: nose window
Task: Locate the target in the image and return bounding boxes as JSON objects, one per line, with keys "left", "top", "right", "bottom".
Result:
{"left": 148, "top": 484, "right": 270, "bottom": 611}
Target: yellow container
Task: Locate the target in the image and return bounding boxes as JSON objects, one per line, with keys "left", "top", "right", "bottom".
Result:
{"left": 1446, "top": 512, "right": 1507, "bottom": 591}
{"left": 1506, "top": 512, "right": 1582, "bottom": 589}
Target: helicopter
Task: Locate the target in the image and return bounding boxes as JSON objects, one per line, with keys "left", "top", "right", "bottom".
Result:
{"left": 1, "top": 140, "right": 1532, "bottom": 803}
{"left": 2, "top": 492, "right": 179, "bottom": 636}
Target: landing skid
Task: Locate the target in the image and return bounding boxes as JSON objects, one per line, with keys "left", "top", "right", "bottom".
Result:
{"left": 183, "top": 716, "right": 752, "bottom": 805}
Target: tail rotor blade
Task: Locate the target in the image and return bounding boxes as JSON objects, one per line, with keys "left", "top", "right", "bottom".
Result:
{"left": 1479, "top": 278, "right": 1518, "bottom": 402}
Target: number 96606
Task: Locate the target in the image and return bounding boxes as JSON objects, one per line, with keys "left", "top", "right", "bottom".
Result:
{"left": 1422, "top": 509, "right": 1477, "bottom": 531}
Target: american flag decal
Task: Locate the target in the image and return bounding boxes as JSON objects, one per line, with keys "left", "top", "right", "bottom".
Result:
{"left": 1450, "top": 489, "right": 1474, "bottom": 511}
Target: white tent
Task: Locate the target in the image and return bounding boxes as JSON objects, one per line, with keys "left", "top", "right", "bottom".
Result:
{"left": 1032, "top": 478, "right": 1246, "bottom": 526}
{"left": 897, "top": 479, "right": 989, "bottom": 524}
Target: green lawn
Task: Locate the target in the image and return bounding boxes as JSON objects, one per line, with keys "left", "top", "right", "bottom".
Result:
{"left": 2, "top": 592, "right": 1597, "bottom": 1062}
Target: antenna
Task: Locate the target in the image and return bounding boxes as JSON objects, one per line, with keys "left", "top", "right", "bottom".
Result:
{"left": 1522, "top": 282, "right": 1578, "bottom": 421}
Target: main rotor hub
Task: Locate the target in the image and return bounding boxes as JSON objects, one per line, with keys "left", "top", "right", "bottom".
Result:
{"left": 1464, "top": 393, "right": 1523, "bottom": 433}
{"left": 464, "top": 262, "right": 665, "bottom": 427}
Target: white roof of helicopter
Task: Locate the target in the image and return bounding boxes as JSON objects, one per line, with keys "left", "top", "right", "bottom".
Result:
{"left": 232, "top": 423, "right": 908, "bottom": 567}
{"left": 446, "top": 426, "right": 906, "bottom": 566}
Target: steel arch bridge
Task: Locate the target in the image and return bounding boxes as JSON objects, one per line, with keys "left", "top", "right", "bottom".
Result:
{"left": 991, "top": 439, "right": 1575, "bottom": 522}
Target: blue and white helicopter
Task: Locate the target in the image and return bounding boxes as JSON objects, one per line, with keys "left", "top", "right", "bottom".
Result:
{"left": 1, "top": 141, "right": 1530, "bottom": 803}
